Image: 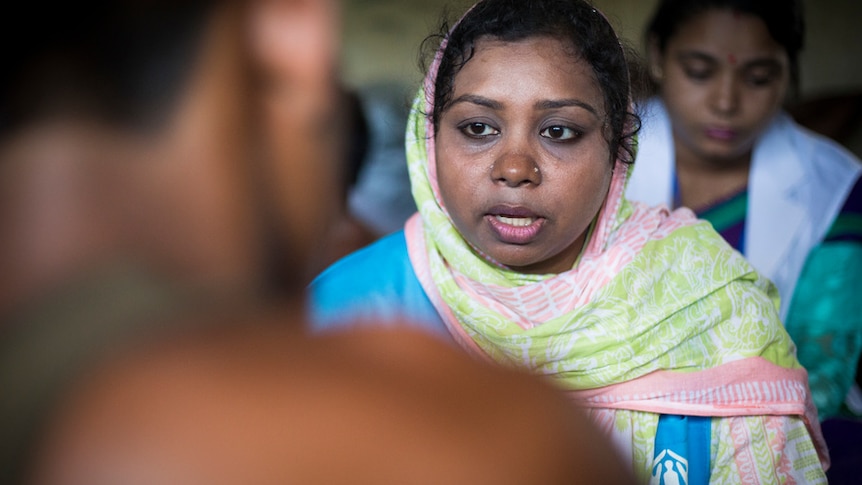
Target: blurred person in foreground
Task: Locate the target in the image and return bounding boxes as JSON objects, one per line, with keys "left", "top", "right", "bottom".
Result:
{"left": 0, "top": 1, "right": 633, "bottom": 484}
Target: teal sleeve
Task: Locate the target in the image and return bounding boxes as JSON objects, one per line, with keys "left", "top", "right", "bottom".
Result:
{"left": 785, "top": 242, "right": 862, "bottom": 419}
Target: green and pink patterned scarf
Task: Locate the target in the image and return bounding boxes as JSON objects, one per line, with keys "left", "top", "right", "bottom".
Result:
{"left": 402, "top": 14, "right": 828, "bottom": 479}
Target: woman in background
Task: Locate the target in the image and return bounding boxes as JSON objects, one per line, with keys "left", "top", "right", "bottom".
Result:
{"left": 626, "top": 0, "right": 862, "bottom": 422}
{"left": 625, "top": 1, "right": 861, "bottom": 480}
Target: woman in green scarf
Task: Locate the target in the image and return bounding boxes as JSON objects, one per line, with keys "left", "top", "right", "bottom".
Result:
{"left": 310, "top": 0, "right": 828, "bottom": 482}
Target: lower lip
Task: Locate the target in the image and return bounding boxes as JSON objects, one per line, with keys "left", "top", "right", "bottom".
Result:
{"left": 486, "top": 216, "right": 544, "bottom": 244}
{"left": 705, "top": 128, "right": 737, "bottom": 141}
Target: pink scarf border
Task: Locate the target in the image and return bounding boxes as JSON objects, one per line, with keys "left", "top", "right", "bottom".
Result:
{"left": 566, "top": 356, "right": 828, "bottom": 467}
{"left": 566, "top": 357, "right": 812, "bottom": 416}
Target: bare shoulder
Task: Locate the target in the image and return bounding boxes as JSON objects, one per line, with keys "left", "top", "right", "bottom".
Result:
{"left": 27, "top": 320, "right": 635, "bottom": 485}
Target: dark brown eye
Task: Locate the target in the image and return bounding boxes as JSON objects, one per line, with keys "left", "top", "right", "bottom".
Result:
{"left": 459, "top": 122, "right": 498, "bottom": 137}
{"left": 540, "top": 125, "right": 578, "bottom": 141}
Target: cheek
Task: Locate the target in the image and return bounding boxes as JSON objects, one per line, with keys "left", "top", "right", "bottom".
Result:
{"left": 435, "top": 140, "right": 477, "bottom": 209}
{"left": 661, "top": 77, "right": 701, "bottom": 112}
{"left": 571, "top": 157, "right": 613, "bottom": 207}
{"left": 575, "top": 167, "right": 612, "bottom": 209}
{"left": 543, "top": 162, "right": 606, "bottom": 231}
{"left": 746, "top": 88, "right": 785, "bottom": 121}
{"left": 436, "top": 167, "right": 473, "bottom": 226}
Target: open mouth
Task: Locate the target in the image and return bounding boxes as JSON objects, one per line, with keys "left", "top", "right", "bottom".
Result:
{"left": 495, "top": 215, "right": 535, "bottom": 227}
{"left": 486, "top": 206, "right": 544, "bottom": 244}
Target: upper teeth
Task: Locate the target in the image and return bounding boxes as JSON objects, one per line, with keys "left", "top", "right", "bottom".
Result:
{"left": 496, "top": 215, "right": 534, "bottom": 227}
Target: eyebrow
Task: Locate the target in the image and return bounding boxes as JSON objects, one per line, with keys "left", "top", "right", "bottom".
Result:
{"left": 535, "top": 98, "right": 599, "bottom": 117}
{"left": 677, "top": 50, "right": 783, "bottom": 70}
{"left": 449, "top": 94, "right": 503, "bottom": 110}
{"left": 449, "top": 94, "right": 599, "bottom": 117}
{"left": 742, "top": 58, "right": 783, "bottom": 71}
{"left": 676, "top": 51, "right": 716, "bottom": 64}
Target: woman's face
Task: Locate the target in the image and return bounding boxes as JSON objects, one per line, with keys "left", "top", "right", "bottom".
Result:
{"left": 652, "top": 9, "right": 789, "bottom": 166}
{"left": 434, "top": 36, "right": 612, "bottom": 275}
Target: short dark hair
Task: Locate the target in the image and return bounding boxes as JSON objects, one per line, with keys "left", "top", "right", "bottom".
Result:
{"left": 0, "top": 1, "right": 214, "bottom": 137}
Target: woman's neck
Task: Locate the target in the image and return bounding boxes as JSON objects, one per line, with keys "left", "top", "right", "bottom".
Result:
{"left": 673, "top": 143, "right": 751, "bottom": 211}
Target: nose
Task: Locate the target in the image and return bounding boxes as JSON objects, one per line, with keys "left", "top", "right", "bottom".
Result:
{"left": 710, "top": 73, "right": 740, "bottom": 116}
{"left": 490, "top": 143, "right": 541, "bottom": 187}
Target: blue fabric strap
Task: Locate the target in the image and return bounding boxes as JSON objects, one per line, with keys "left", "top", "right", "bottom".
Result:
{"left": 652, "top": 414, "right": 711, "bottom": 485}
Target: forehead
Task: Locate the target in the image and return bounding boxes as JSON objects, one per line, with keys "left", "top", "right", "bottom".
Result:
{"left": 451, "top": 35, "right": 602, "bottom": 105}
{"left": 668, "top": 9, "right": 785, "bottom": 58}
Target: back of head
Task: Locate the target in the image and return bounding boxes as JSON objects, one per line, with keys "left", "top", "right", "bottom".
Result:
{"left": 2, "top": 2, "right": 638, "bottom": 483}
{"left": 0, "top": 1, "right": 212, "bottom": 137}
{"left": 0, "top": 0, "right": 342, "bottom": 479}
{"left": 0, "top": 0, "right": 251, "bottom": 311}
{"left": 0, "top": 0, "right": 345, "bottom": 312}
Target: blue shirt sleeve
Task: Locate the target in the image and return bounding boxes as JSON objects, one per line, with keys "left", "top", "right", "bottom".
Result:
{"left": 307, "top": 230, "right": 449, "bottom": 338}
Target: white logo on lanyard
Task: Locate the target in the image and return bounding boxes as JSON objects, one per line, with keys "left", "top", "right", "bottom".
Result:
{"left": 651, "top": 448, "right": 688, "bottom": 485}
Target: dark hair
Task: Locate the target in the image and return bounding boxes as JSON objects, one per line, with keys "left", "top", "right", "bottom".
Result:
{"left": 343, "top": 89, "right": 371, "bottom": 190}
{"left": 0, "top": 1, "right": 213, "bottom": 137}
{"left": 645, "top": 0, "right": 805, "bottom": 97}
{"left": 420, "top": 0, "right": 641, "bottom": 164}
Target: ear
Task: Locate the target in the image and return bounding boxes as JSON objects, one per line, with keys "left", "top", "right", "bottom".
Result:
{"left": 646, "top": 34, "right": 664, "bottom": 83}
{"left": 247, "top": 0, "right": 345, "bottom": 284}
{"left": 153, "top": 3, "right": 260, "bottom": 290}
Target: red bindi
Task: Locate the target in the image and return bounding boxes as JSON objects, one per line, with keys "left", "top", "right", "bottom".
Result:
{"left": 727, "top": 53, "right": 737, "bottom": 65}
